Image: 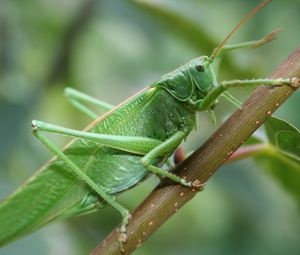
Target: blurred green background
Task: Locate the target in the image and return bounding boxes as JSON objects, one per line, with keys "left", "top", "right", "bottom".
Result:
{"left": 1, "top": 0, "right": 300, "bottom": 254}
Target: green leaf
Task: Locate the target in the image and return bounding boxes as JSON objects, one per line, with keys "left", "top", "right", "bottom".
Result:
{"left": 254, "top": 116, "right": 300, "bottom": 206}
{"left": 276, "top": 131, "right": 300, "bottom": 162}
{"left": 265, "top": 115, "right": 300, "bottom": 145}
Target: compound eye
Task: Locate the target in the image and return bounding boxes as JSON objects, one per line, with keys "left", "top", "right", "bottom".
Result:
{"left": 195, "top": 65, "right": 204, "bottom": 72}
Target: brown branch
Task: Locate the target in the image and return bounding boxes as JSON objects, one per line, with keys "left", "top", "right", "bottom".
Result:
{"left": 91, "top": 45, "right": 300, "bottom": 255}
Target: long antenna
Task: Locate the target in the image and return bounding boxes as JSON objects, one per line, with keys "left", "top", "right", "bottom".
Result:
{"left": 210, "top": 0, "right": 272, "bottom": 61}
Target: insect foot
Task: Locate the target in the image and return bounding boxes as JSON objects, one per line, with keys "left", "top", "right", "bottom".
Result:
{"left": 291, "top": 77, "right": 300, "bottom": 88}
{"left": 191, "top": 179, "right": 206, "bottom": 192}
{"left": 118, "top": 211, "right": 132, "bottom": 253}
{"left": 179, "top": 178, "right": 193, "bottom": 188}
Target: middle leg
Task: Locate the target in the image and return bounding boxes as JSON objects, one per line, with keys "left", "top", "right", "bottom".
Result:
{"left": 141, "top": 131, "right": 192, "bottom": 187}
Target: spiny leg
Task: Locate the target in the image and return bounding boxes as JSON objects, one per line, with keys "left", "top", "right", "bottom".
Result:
{"left": 197, "top": 77, "right": 299, "bottom": 111}
{"left": 32, "top": 120, "right": 195, "bottom": 187}
{"left": 64, "top": 87, "right": 114, "bottom": 120}
{"left": 32, "top": 120, "right": 162, "bottom": 155}
{"left": 141, "top": 131, "right": 192, "bottom": 187}
{"left": 31, "top": 125, "right": 130, "bottom": 251}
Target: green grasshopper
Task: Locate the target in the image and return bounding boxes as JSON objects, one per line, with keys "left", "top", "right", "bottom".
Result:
{"left": 0, "top": 0, "right": 298, "bottom": 250}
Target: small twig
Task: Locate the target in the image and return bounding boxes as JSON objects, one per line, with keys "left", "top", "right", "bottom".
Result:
{"left": 226, "top": 144, "right": 269, "bottom": 163}
{"left": 91, "top": 45, "right": 300, "bottom": 255}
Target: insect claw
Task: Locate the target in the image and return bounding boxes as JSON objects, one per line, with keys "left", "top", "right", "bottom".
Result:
{"left": 291, "top": 77, "right": 300, "bottom": 88}
{"left": 263, "top": 29, "right": 283, "bottom": 43}
{"left": 118, "top": 238, "right": 126, "bottom": 254}
{"left": 191, "top": 179, "right": 205, "bottom": 191}
{"left": 181, "top": 179, "right": 193, "bottom": 188}
{"left": 118, "top": 231, "right": 128, "bottom": 253}
{"left": 117, "top": 211, "right": 132, "bottom": 252}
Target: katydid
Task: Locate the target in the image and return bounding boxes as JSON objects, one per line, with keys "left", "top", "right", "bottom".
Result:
{"left": 0, "top": 0, "right": 298, "bottom": 250}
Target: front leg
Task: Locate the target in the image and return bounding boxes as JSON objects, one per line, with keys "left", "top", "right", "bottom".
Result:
{"left": 197, "top": 77, "right": 299, "bottom": 111}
